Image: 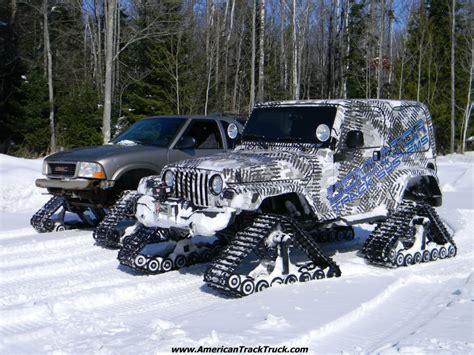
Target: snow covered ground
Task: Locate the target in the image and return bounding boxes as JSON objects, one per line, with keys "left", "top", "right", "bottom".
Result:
{"left": 0, "top": 153, "right": 473, "bottom": 354}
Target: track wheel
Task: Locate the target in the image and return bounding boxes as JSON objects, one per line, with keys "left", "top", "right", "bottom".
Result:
{"left": 227, "top": 274, "right": 241, "bottom": 290}
{"left": 328, "top": 230, "right": 337, "bottom": 242}
{"left": 147, "top": 258, "right": 160, "bottom": 272}
{"left": 161, "top": 258, "right": 173, "bottom": 272}
{"left": 201, "top": 250, "right": 212, "bottom": 261}
{"left": 241, "top": 279, "right": 255, "bottom": 296}
{"left": 395, "top": 253, "right": 405, "bottom": 267}
{"left": 422, "top": 250, "right": 430, "bottom": 263}
{"left": 44, "top": 219, "right": 55, "bottom": 231}
{"left": 135, "top": 255, "right": 148, "bottom": 268}
{"left": 448, "top": 245, "right": 457, "bottom": 258}
{"left": 439, "top": 247, "right": 447, "bottom": 259}
{"left": 299, "top": 272, "right": 312, "bottom": 282}
{"left": 345, "top": 229, "right": 355, "bottom": 240}
{"left": 337, "top": 231, "right": 345, "bottom": 241}
{"left": 255, "top": 279, "right": 270, "bottom": 292}
{"left": 313, "top": 269, "right": 325, "bottom": 280}
{"left": 413, "top": 252, "right": 422, "bottom": 264}
{"left": 271, "top": 277, "right": 283, "bottom": 286}
{"left": 430, "top": 248, "right": 439, "bottom": 261}
{"left": 188, "top": 252, "right": 199, "bottom": 265}
{"left": 404, "top": 253, "right": 413, "bottom": 266}
{"left": 55, "top": 224, "right": 66, "bottom": 232}
{"left": 285, "top": 274, "right": 298, "bottom": 284}
{"left": 174, "top": 255, "right": 187, "bottom": 268}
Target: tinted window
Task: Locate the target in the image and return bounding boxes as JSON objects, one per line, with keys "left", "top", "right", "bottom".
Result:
{"left": 244, "top": 106, "right": 337, "bottom": 146}
{"left": 112, "top": 117, "right": 185, "bottom": 147}
{"left": 182, "top": 120, "right": 223, "bottom": 149}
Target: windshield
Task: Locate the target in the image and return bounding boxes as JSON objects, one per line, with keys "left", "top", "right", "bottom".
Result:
{"left": 243, "top": 106, "right": 337, "bottom": 146}
{"left": 111, "top": 117, "right": 185, "bottom": 147}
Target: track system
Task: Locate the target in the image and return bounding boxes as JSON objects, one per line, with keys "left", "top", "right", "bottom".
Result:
{"left": 93, "top": 190, "right": 143, "bottom": 248}
{"left": 362, "top": 200, "right": 456, "bottom": 267}
{"left": 30, "top": 196, "right": 66, "bottom": 233}
{"left": 117, "top": 225, "right": 221, "bottom": 274}
{"left": 204, "top": 214, "right": 341, "bottom": 297}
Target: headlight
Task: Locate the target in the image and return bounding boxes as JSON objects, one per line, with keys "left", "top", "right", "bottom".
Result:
{"left": 210, "top": 174, "right": 223, "bottom": 195}
{"left": 42, "top": 161, "right": 48, "bottom": 175}
{"left": 78, "top": 162, "right": 106, "bottom": 179}
{"left": 163, "top": 170, "right": 175, "bottom": 187}
{"left": 316, "top": 124, "right": 330, "bottom": 142}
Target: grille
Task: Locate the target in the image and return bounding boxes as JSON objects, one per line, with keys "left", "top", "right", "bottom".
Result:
{"left": 175, "top": 170, "right": 209, "bottom": 207}
{"left": 49, "top": 163, "right": 76, "bottom": 177}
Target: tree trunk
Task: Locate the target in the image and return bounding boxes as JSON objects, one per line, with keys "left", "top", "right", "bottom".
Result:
{"left": 450, "top": 0, "right": 456, "bottom": 153}
{"left": 43, "top": 0, "right": 56, "bottom": 153}
{"left": 249, "top": 0, "right": 256, "bottom": 110}
{"left": 291, "top": 0, "right": 298, "bottom": 99}
{"left": 257, "top": 0, "right": 265, "bottom": 102}
{"left": 10, "top": 0, "right": 16, "bottom": 25}
{"left": 95, "top": 0, "right": 103, "bottom": 95}
{"left": 280, "top": 0, "right": 287, "bottom": 91}
{"left": 232, "top": 21, "right": 244, "bottom": 113}
{"left": 377, "top": 0, "right": 385, "bottom": 99}
{"left": 102, "top": 0, "right": 117, "bottom": 144}
{"left": 461, "top": 40, "right": 473, "bottom": 153}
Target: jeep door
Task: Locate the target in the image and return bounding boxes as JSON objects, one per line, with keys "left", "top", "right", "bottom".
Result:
{"left": 167, "top": 118, "right": 227, "bottom": 163}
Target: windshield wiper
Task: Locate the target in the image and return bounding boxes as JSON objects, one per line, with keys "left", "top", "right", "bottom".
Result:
{"left": 242, "top": 133, "right": 268, "bottom": 149}
{"left": 274, "top": 136, "right": 307, "bottom": 151}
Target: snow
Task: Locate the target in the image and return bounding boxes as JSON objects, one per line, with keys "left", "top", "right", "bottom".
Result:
{"left": 0, "top": 152, "right": 473, "bottom": 354}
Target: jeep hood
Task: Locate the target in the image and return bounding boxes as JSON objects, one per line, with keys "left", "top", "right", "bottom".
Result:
{"left": 168, "top": 150, "right": 313, "bottom": 183}
{"left": 45, "top": 144, "right": 164, "bottom": 162}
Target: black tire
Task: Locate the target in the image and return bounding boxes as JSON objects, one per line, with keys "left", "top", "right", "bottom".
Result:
{"left": 284, "top": 274, "right": 298, "bottom": 284}
{"left": 313, "top": 269, "right": 325, "bottom": 280}
{"left": 44, "top": 219, "right": 55, "bottom": 231}
{"left": 227, "top": 274, "right": 241, "bottom": 290}
{"left": 174, "top": 255, "right": 187, "bottom": 268}
{"left": 240, "top": 279, "right": 255, "bottom": 296}
{"left": 299, "top": 272, "right": 312, "bottom": 282}
{"left": 147, "top": 258, "right": 160, "bottom": 272}
{"left": 201, "top": 250, "right": 212, "bottom": 261}
{"left": 161, "top": 258, "right": 173, "bottom": 272}
{"left": 271, "top": 277, "right": 283, "bottom": 286}
{"left": 188, "top": 252, "right": 199, "bottom": 265}
{"left": 345, "top": 229, "right": 355, "bottom": 240}
{"left": 336, "top": 231, "right": 345, "bottom": 241}
{"left": 255, "top": 279, "right": 270, "bottom": 292}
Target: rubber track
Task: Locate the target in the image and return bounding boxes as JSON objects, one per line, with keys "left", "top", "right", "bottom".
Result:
{"left": 362, "top": 200, "right": 455, "bottom": 266}
{"left": 93, "top": 190, "right": 142, "bottom": 248}
{"left": 204, "top": 214, "right": 340, "bottom": 297}
{"left": 117, "top": 224, "right": 170, "bottom": 269}
{"left": 30, "top": 196, "right": 65, "bottom": 233}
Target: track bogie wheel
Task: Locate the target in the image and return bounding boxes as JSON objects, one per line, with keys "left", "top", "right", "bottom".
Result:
{"left": 135, "top": 255, "right": 148, "bottom": 268}
{"left": 337, "top": 231, "right": 345, "bottom": 241}
{"left": 430, "top": 248, "right": 439, "bottom": 261}
{"left": 227, "top": 274, "right": 241, "bottom": 290}
{"left": 313, "top": 269, "right": 325, "bottom": 280}
{"left": 422, "top": 250, "right": 430, "bottom": 263}
{"left": 147, "top": 258, "right": 160, "bottom": 272}
{"left": 241, "top": 279, "right": 255, "bottom": 296}
{"left": 395, "top": 253, "right": 405, "bottom": 267}
{"left": 439, "top": 246, "right": 447, "bottom": 259}
{"left": 174, "top": 255, "right": 187, "bottom": 268}
{"left": 255, "top": 279, "right": 270, "bottom": 292}
{"left": 413, "top": 252, "right": 422, "bottom": 264}
{"left": 271, "top": 277, "right": 283, "bottom": 286}
{"left": 45, "top": 219, "right": 55, "bottom": 231}
{"left": 448, "top": 245, "right": 457, "bottom": 258}
{"left": 404, "top": 253, "right": 413, "bottom": 266}
{"left": 201, "top": 250, "right": 212, "bottom": 261}
{"left": 284, "top": 274, "right": 298, "bottom": 284}
{"left": 345, "top": 229, "right": 355, "bottom": 240}
{"left": 161, "top": 258, "right": 173, "bottom": 272}
{"left": 55, "top": 224, "right": 66, "bottom": 232}
{"left": 188, "top": 252, "right": 199, "bottom": 265}
{"left": 299, "top": 272, "right": 312, "bottom": 282}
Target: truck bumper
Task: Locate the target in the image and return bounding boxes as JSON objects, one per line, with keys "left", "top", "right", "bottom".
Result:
{"left": 36, "top": 178, "right": 98, "bottom": 190}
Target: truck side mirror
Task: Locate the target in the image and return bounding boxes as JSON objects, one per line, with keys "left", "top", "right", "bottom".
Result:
{"left": 346, "top": 130, "right": 364, "bottom": 149}
{"left": 175, "top": 136, "right": 197, "bottom": 149}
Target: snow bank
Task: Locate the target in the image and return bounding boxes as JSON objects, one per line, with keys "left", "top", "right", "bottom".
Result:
{"left": 0, "top": 154, "right": 49, "bottom": 213}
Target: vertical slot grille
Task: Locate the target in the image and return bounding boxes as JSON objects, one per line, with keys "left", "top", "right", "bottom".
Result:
{"left": 174, "top": 170, "right": 209, "bottom": 207}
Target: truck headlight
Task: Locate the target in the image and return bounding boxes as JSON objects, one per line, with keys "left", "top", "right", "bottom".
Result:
{"left": 210, "top": 174, "right": 223, "bottom": 195}
{"left": 163, "top": 170, "right": 175, "bottom": 187}
{"left": 78, "top": 162, "right": 106, "bottom": 179}
{"left": 42, "top": 161, "right": 48, "bottom": 175}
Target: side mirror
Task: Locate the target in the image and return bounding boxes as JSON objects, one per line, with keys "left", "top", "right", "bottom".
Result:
{"left": 346, "top": 130, "right": 364, "bottom": 149}
{"left": 175, "top": 136, "right": 196, "bottom": 149}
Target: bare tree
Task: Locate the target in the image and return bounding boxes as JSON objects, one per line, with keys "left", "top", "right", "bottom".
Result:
{"left": 102, "top": 0, "right": 117, "bottom": 143}
{"left": 249, "top": 0, "right": 256, "bottom": 110}
{"left": 461, "top": 38, "right": 473, "bottom": 153}
{"left": 376, "top": 0, "right": 385, "bottom": 99}
{"left": 257, "top": 0, "right": 265, "bottom": 102}
{"left": 291, "top": 0, "right": 297, "bottom": 99}
{"left": 43, "top": 0, "right": 56, "bottom": 152}
{"left": 450, "top": 0, "right": 456, "bottom": 153}
{"left": 280, "top": 0, "right": 288, "bottom": 91}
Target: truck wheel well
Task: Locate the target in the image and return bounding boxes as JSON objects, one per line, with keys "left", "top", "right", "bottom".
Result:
{"left": 403, "top": 176, "right": 442, "bottom": 207}
{"left": 259, "top": 193, "right": 314, "bottom": 219}
{"left": 115, "top": 169, "right": 157, "bottom": 190}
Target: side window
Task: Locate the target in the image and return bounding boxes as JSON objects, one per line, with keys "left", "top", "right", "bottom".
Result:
{"left": 342, "top": 106, "right": 384, "bottom": 149}
{"left": 182, "top": 119, "right": 223, "bottom": 149}
{"left": 389, "top": 107, "right": 430, "bottom": 154}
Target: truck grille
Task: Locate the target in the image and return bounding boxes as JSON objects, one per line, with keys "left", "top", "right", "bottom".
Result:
{"left": 175, "top": 170, "right": 209, "bottom": 207}
{"left": 49, "top": 163, "right": 76, "bottom": 177}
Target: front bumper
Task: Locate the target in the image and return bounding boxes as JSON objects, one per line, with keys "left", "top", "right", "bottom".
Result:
{"left": 35, "top": 178, "right": 114, "bottom": 191}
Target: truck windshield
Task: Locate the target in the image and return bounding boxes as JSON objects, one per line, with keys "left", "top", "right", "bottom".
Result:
{"left": 243, "top": 106, "right": 337, "bottom": 146}
{"left": 112, "top": 117, "right": 185, "bottom": 147}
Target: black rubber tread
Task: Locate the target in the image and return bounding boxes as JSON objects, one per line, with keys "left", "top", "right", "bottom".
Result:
{"left": 30, "top": 196, "right": 66, "bottom": 233}
{"left": 362, "top": 200, "right": 456, "bottom": 267}
{"left": 204, "top": 214, "right": 340, "bottom": 297}
{"left": 93, "top": 190, "right": 143, "bottom": 248}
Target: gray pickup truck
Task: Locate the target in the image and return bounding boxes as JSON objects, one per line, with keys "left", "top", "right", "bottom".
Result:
{"left": 31, "top": 114, "right": 244, "bottom": 233}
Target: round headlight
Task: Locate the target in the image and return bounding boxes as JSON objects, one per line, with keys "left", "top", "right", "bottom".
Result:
{"left": 316, "top": 124, "right": 330, "bottom": 142}
{"left": 210, "top": 175, "right": 223, "bottom": 195}
{"left": 227, "top": 123, "right": 238, "bottom": 139}
{"left": 163, "top": 170, "right": 175, "bottom": 187}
